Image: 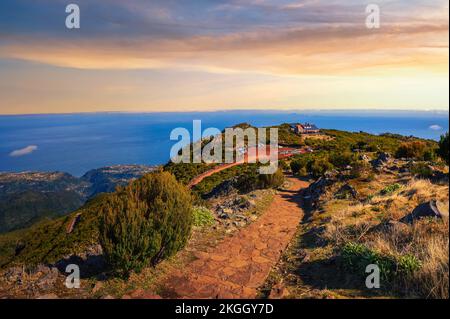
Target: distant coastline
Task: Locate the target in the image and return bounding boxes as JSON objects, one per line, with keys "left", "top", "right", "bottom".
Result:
{"left": 0, "top": 110, "right": 448, "bottom": 176}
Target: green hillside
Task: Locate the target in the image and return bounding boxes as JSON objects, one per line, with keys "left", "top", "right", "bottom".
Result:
{"left": 0, "top": 190, "right": 85, "bottom": 233}
{"left": 0, "top": 194, "right": 109, "bottom": 268}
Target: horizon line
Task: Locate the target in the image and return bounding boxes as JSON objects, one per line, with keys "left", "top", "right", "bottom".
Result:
{"left": 1, "top": 108, "right": 449, "bottom": 117}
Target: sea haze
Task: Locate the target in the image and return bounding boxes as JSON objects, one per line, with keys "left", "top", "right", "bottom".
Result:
{"left": 0, "top": 110, "right": 448, "bottom": 176}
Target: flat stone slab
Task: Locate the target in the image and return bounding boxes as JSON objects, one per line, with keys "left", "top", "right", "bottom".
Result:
{"left": 401, "top": 200, "right": 449, "bottom": 223}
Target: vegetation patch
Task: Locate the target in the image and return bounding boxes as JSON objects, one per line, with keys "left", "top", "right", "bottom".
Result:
{"left": 410, "top": 162, "right": 434, "bottom": 178}
{"left": 192, "top": 206, "right": 215, "bottom": 227}
{"left": 341, "top": 242, "right": 421, "bottom": 282}
{"left": 100, "top": 172, "right": 193, "bottom": 278}
{"left": 380, "top": 183, "right": 402, "bottom": 196}
{"left": 0, "top": 194, "right": 107, "bottom": 268}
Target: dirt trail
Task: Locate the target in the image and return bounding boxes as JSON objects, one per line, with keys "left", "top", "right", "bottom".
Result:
{"left": 139, "top": 177, "right": 308, "bottom": 299}
{"left": 188, "top": 162, "right": 239, "bottom": 188}
{"left": 188, "top": 147, "right": 305, "bottom": 188}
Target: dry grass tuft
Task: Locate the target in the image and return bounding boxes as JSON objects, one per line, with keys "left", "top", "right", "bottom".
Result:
{"left": 411, "top": 234, "right": 449, "bottom": 299}
{"left": 322, "top": 175, "right": 449, "bottom": 298}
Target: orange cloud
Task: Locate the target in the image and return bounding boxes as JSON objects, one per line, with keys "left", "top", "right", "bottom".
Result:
{"left": 0, "top": 23, "right": 447, "bottom": 76}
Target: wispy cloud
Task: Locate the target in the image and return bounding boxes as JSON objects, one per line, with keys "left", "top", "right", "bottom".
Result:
{"left": 429, "top": 124, "right": 443, "bottom": 130}
{"left": 0, "top": 0, "right": 447, "bottom": 74}
{"left": 1, "top": 23, "right": 447, "bottom": 76}
{"left": 9, "top": 145, "right": 38, "bottom": 157}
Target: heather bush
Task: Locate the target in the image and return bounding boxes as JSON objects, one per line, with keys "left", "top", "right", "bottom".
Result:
{"left": 395, "top": 141, "right": 427, "bottom": 159}
{"left": 310, "top": 158, "right": 334, "bottom": 177}
{"left": 410, "top": 162, "right": 434, "bottom": 178}
{"left": 100, "top": 172, "right": 193, "bottom": 277}
{"left": 258, "top": 168, "right": 285, "bottom": 189}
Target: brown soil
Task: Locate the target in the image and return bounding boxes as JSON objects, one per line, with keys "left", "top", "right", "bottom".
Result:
{"left": 135, "top": 177, "right": 309, "bottom": 299}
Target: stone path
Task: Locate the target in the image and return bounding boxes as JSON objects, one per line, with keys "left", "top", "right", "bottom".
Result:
{"left": 138, "top": 177, "right": 308, "bottom": 299}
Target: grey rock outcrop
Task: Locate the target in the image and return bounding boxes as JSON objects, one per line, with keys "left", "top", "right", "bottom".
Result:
{"left": 371, "top": 152, "right": 392, "bottom": 169}
{"left": 401, "top": 200, "right": 449, "bottom": 223}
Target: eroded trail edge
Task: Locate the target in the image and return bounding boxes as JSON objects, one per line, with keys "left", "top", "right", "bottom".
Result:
{"left": 152, "top": 177, "right": 308, "bottom": 299}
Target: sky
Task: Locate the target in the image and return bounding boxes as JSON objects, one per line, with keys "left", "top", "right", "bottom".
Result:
{"left": 0, "top": 0, "right": 448, "bottom": 114}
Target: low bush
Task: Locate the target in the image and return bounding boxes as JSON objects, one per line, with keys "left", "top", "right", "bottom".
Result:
{"left": 235, "top": 167, "right": 285, "bottom": 193}
{"left": 290, "top": 157, "right": 309, "bottom": 175}
{"left": 291, "top": 153, "right": 335, "bottom": 177}
{"left": 329, "top": 151, "right": 357, "bottom": 168}
{"left": 192, "top": 206, "right": 215, "bottom": 227}
{"left": 341, "top": 242, "right": 421, "bottom": 282}
{"left": 380, "top": 183, "right": 401, "bottom": 196}
{"left": 349, "top": 160, "right": 370, "bottom": 179}
{"left": 395, "top": 141, "right": 428, "bottom": 160}
{"left": 100, "top": 172, "right": 193, "bottom": 277}
{"left": 310, "top": 158, "right": 334, "bottom": 177}
{"left": 438, "top": 132, "right": 449, "bottom": 165}
{"left": 258, "top": 168, "right": 285, "bottom": 189}
{"left": 410, "top": 162, "right": 434, "bottom": 178}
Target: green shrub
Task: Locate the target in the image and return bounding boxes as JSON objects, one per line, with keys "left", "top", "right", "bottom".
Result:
{"left": 192, "top": 206, "right": 215, "bottom": 227}
{"left": 298, "top": 167, "right": 308, "bottom": 177}
{"left": 397, "top": 254, "right": 422, "bottom": 276}
{"left": 258, "top": 168, "right": 285, "bottom": 189}
{"left": 438, "top": 132, "right": 449, "bottom": 164}
{"left": 279, "top": 160, "right": 290, "bottom": 171}
{"left": 342, "top": 242, "right": 394, "bottom": 281}
{"left": 234, "top": 166, "right": 284, "bottom": 193}
{"left": 194, "top": 164, "right": 258, "bottom": 196}
{"left": 164, "top": 162, "right": 216, "bottom": 185}
{"left": 423, "top": 149, "right": 437, "bottom": 162}
{"left": 310, "top": 158, "right": 334, "bottom": 177}
{"left": 329, "top": 151, "right": 356, "bottom": 168}
{"left": 380, "top": 183, "right": 401, "bottom": 195}
{"left": 395, "top": 141, "right": 427, "bottom": 159}
{"left": 341, "top": 242, "right": 421, "bottom": 282}
{"left": 290, "top": 160, "right": 301, "bottom": 174}
{"left": 349, "top": 160, "right": 369, "bottom": 178}
{"left": 100, "top": 172, "right": 193, "bottom": 277}
{"left": 290, "top": 158, "right": 307, "bottom": 175}
{"left": 410, "top": 162, "right": 433, "bottom": 178}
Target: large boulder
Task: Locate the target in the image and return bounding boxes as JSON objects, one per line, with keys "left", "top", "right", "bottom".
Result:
{"left": 304, "top": 174, "right": 337, "bottom": 209}
{"left": 401, "top": 200, "right": 449, "bottom": 223}
{"left": 206, "top": 177, "right": 239, "bottom": 198}
{"left": 371, "top": 152, "right": 392, "bottom": 169}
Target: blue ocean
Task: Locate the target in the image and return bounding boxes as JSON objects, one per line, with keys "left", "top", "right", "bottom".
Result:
{"left": 0, "top": 110, "right": 448, "bottom": 176}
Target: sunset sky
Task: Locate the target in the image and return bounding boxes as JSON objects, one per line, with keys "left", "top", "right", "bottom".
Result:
{"left": 0, "top": 0, "right": 448, "bottom": 114}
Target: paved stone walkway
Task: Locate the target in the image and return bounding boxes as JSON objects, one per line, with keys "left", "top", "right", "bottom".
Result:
{"left": 138, "top": 177, "right": 308, "bottom": 299}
